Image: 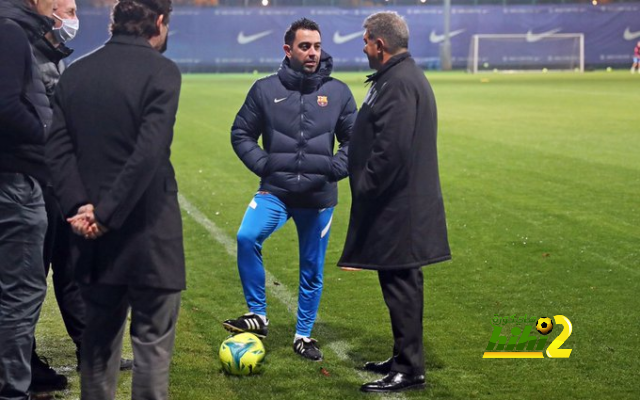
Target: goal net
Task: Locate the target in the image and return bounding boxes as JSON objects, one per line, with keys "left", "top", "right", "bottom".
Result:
{"left": 467, "top": 33, "right": 584, "bottom": 73}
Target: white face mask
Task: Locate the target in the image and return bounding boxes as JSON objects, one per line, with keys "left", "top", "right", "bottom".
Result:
{"left": 52, "top": 14, "right": 79, "bottom": 43}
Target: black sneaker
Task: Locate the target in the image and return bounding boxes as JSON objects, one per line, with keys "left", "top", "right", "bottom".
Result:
{"left": 30, "top": 355, "right": 68, "bottom": 392}
{"left": 222, "top": 313, "right": 268, "bottom": 338}
{"left": 293, "top": 337, "right": 323, "bottom": 361}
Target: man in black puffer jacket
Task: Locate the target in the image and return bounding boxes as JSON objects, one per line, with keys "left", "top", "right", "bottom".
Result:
{"left": 225, "top": 18, "right": 356, "bottom": 362}
{"left": 0, "top": 0, "right": 53, "bottom": 398}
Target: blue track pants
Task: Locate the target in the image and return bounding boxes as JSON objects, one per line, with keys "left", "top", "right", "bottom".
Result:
{"left": 236, "top": 193, "right": 333, "bottom": 337}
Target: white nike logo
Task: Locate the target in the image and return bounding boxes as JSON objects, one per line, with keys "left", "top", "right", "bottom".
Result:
{"left": 526, "top": 28, "right": 562, "bottom": 43}
{"left": 623, "top": 27, "right": 640, "bottom": 41}
{"left": 274, "top": 98, "right": 286, "bottom": 103}
{"left": 429, "top": 29, "right": 465, "bottom": 44}
{"left": 168, "top": 30, "right": 177, "bottom": 37}
{"left": 333, "top": 30, "right": 364, "bottom": 45}
{"left": 237, "top": 30, "right": 273, "bottom": 45}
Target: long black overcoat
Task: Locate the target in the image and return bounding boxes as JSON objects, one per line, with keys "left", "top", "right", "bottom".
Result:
{"left": 338, "top": 53, "right": 451, "bottom": 270}
{"left": 46, "top": 35, "right": 185, "bottom": 290}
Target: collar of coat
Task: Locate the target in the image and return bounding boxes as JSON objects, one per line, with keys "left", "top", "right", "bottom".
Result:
{"left": 365, "top": 51, "right": 412, "bottom": 84}
{"left": 0, "top": 0, "right": 54, "bottom": 43}
{"left": 277, "top": 50, "right": 333, "bottom": 94}
{"left": 33, "top": 36, "right": 73, "bottom": 64}
{"left": 107, "top": 34, "right": 156, "bottom": 49}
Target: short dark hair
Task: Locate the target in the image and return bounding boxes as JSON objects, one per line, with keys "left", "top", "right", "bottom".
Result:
{"left": 284, "top": 18, "right": 320, "bottom": 46}
{"left": 110, "top": 0, "right": 172, "bottom": 39}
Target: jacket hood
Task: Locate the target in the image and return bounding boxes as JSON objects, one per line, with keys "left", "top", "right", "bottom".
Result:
{"left": 277, "top": 50, "right": 333, "bottom": 94}
{"left": 0, "top": 0, "right": 54, "bottom": 42}
{"left": 33, "top": 36, "right": 73, "bottom": 63}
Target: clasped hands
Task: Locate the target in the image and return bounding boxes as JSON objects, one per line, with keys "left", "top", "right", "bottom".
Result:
{"left": 67, "top": 204, "right": 109, "bottom": 239}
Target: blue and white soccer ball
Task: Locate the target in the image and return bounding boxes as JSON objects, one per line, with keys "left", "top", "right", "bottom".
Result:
{"left": 219, "top": 333, "right": 266, "bottom": 375}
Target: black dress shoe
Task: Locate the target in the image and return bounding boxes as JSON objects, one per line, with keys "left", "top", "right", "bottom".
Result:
{"left": 30, "top": 355, "right": 68, "bottom": 392}
{"left": 360, "top": 371, "right": 425, "bottom": 393}
{"left": 362, "top": 357, "right": 393, "bottom": 374}
{"left": 119, "top": 358, "right": 133, "bottom": 371}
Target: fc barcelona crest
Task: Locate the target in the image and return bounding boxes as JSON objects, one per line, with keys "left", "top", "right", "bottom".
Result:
{"left": 317, "top": 96, "right": 328, "bottom": 107}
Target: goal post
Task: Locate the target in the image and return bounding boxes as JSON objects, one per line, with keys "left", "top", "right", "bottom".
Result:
{"left": 467, "top": 33, "right": 585, "bottom": 73}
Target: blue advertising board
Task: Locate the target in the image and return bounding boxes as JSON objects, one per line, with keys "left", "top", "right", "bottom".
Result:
{"left": 70, "top": 4, "right": 640, "bottom": 71}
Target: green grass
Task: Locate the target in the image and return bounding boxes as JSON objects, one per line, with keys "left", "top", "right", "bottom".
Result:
{"left": 35, "top": 70, "right": 640, "bottom": 399}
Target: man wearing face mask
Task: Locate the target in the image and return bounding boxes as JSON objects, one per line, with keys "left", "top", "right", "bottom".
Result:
{"left": 33, "top": 0, "right": 77, "bottom": 101}
{"left": 30, "top": 0, "right": 133, "bottom": 392}
{"left": 225, "top": 18, "right": 356, "bottom": 361}
{"left": 26, "top": 0, "right": 74, "bottom": 394}
{"left": 45, "top": 0, "right": 183, "bottom": 398}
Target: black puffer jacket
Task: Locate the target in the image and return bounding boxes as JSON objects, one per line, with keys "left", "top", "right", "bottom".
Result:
{"left": 33, "top": 37, "right": 73, "bottom": 102}
{"left": 231, "top": 51, "right": 356, "bottom": 208}
{"left": 0, "top": 0, "right": 53, "bottom": 184}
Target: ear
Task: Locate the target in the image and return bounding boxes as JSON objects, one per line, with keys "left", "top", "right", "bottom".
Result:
{"left": 375, "top": 38, "right": 384, "bottom": 53}
{"left": 283, "top": 44, "right": 292, "bottom": 58}
{"left": 156, "top": 14, "right": 164, "bottom": 32}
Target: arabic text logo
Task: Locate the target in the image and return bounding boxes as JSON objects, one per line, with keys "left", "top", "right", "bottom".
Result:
{"left": 483, "top": 314, "right": 573, "bottom": 359}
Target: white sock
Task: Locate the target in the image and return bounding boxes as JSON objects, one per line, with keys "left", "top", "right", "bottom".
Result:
{"left": 294, "top": 334, "right": 308, "bottom": 344}
{"left": 251, "top": 313, "right": 268, "bottom": 325}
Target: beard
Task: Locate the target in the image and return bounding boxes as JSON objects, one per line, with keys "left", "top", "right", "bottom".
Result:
{"left": 367, "top": 52, "right": 382, "bottom": 71}
{"left": 159, "top": 34, "right": 168, "bottom": 54}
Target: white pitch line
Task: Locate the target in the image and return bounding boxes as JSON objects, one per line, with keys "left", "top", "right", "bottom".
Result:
{"left": 178, "top": 193, "right": 405, "bottom": 399}
{"left": 178, "top": 194, "right": 297, "bottom": 314}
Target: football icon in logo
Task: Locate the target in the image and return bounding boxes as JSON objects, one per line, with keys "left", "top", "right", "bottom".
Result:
{"left": 536, "top": 317, "right": 553, "bottom": 335}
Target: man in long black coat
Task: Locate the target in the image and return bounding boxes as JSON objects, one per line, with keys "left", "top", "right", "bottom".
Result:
{"left": 45, "top": 0, "right": 183, "bottom": 398}
{"left": 338, "top": 11, "right": 451, "bottom": 393}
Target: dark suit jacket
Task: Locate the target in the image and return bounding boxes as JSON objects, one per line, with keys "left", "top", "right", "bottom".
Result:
{"left": 338, "top": 52, "right": 451, "bottom": 270}
{"left": 46, "top": 34, "right": 185, "bottom": 290}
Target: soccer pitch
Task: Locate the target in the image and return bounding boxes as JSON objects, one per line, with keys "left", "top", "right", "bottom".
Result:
{"left": 36, "top": 71, "right": 639, "bottom": 399}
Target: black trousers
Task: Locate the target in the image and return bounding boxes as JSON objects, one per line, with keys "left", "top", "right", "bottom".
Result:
{"left": 0, "top": 173, "right": 47, "bottom": 399}
{"left": 378, "top": 268, "right": 425, "bottom": 376}
{"left": 80, "top": 285, "right": 180, "bottom": 400}
{"left": 34, "top": 187, "right": 85, "bottom": 355}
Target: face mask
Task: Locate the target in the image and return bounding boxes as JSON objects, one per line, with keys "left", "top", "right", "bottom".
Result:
{"left": 52, "top": 14, "right": 79, "bottom": 43}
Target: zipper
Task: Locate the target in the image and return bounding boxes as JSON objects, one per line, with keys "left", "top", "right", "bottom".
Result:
{"left": 297, "top": 93, "right": 304, "bottom": 182}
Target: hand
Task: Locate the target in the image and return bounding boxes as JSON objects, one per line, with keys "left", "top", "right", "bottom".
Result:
{"left": 67, "top": 204, "right": 108, "bottom": 239}
{"left": 67, "top": 204, "right": 94, "bottom": 236}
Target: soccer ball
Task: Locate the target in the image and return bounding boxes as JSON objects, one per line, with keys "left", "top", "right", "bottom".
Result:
{"left": 536, "top": 317, "right": 553, "bottom": 335}
{"left": 219, "top": 333, "right": 265, "bottom": 375}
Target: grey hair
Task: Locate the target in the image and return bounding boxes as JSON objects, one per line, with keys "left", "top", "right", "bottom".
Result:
{"left": 363, "top": 11, "right": 409, "bottom": 54}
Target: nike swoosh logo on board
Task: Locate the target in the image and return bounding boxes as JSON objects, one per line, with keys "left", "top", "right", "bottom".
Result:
{"left": 623, "top": 27, "right": 640, "bottom": 41}
{"left": 526, "top": 28, "right": 562, "bottom": 42}
{"left": 237, "top": 30, "right": 273, "bottom": 45}
{"left": 429, "top": 29, "right": 466, "bottom": 43}
{"left": 333, "top": 30, "right": 364, "bottom": 45}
